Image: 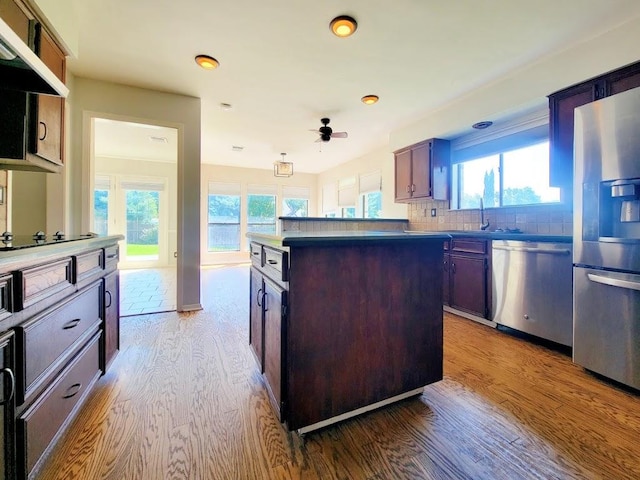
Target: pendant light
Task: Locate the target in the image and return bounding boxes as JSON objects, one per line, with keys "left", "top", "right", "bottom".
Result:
{"left": 274, "top": 153, "right": 293, "bottom": 177}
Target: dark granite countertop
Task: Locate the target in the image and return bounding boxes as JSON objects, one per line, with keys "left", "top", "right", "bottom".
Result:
{"left": 425, "top": 230, "right": 572, "bottom": 243}
{"left": 278, "top": 216, "right": 409, "bottom": 222}
{"left": 248, "top": 230, "right": 450, "bottom": 248}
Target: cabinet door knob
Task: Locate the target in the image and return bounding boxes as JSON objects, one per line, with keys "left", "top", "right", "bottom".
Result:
{"left": 39, "top": 121, "right": 48, "bottom": 141}
{"left": 411, "top": 184, "right": 416, "bottom": 192}
{"left": 451, "top": 263, "right": 456, "bottom": 274}
{"left": 0, "top": 368, "right": 15, "bottom": 405}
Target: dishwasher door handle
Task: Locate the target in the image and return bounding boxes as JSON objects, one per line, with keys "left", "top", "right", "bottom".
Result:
{"left": 492, "top": 246, "right": 571, "bottom": 255}
{"left": 587, "top": 272, "right": 640, "bottom": 292}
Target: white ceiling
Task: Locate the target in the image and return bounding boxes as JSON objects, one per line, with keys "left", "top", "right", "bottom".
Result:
{"left": 80, "top": 0, "right": 640, "bottom": 173}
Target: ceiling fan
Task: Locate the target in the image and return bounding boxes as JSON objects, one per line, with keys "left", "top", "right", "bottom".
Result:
{"left": 311, "top": 118, "right": 348, "bottom": 143}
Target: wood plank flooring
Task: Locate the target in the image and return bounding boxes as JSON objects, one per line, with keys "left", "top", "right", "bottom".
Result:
{"left": 36, "top": 265, "right": 640, "bottom": 479}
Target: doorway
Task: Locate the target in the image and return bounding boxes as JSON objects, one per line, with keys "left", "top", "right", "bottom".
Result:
{"left": 92, "top": 118, "right": 178, "bottom": 315}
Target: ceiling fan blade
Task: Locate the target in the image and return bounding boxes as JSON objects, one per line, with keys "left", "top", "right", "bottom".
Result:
{"left": 314, "top": 137, "right": 323, "bottom": 143}
{"left": 331, "top": 132, "right": 348, "bottom": 138}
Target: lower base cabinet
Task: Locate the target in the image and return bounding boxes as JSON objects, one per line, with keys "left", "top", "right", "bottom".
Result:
{"left": 17, "top": 332, "right": 100, "bottom": 477}
{"left": 0, "top": 331, "right": 15, "bottom": 480}
{"left": 443, "top": 238, "right": 490, "bottom": 319}
{"left": 0, "top": 237, "right": 121, "bottom": 479}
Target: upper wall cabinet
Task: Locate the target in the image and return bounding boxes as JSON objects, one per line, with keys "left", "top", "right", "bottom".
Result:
{"left": 548, "top": 60, "right": 640, "bottom": 193}
{"left": 394, "top": 138, "right": 450, "bottom": 202}
{"left": 0, "top": 0, "right": 66, "bottom": 173}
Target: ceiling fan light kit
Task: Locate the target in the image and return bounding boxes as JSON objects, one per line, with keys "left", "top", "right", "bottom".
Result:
{"left": 330, "top": 15, "right": 357, "bottom": 37}
{"left": 313, "top": 118, "right": 348, "bottom": 143}
{"left": 195, "top": 54, "right": 219, "bottom": 70}
{"left": 361, "top": 95, "right": 379, "bottom": 105}
{"left": 274, "top": 153, "right": 294, "bottom": 177}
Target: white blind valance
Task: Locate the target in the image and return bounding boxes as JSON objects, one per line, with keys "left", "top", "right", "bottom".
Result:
{"left": 338, "top": 177, "right": 356, "bottom": 207}
{"left": 322, "top": 182, "right": 337, "bottom": 213}
{"left": 247, "top": 184, "right": 277, "bottom": 196}
{"left": 95, "top": 175, "right": 111, "bottom": 190}
{"left": 208, "top": 182, "right": 241, "bottom": 196}
{"left": 359, "top": 171, "right": 381, "bottom": 194}
{"left": 120, "top": 180, "right": 165, "bottom": 191}
{"left": 282, "top": 186, "right": 310, "bottom": 199}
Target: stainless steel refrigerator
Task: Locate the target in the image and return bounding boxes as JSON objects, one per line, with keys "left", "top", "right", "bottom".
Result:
{"left": 573, "top": 86, "right": 640, "bottom": 390}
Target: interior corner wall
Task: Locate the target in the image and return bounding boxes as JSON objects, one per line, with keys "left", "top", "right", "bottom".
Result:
{"left": 316, "top": 146, "right": 407, "bottom": 219}
{"left": 11, "top": 171, "right": 47, "bottom": 233}
{"left": 70, "top": 77, "right": 202, "bottom": 311}
{"left": 390, "top": 15, "right": 640, "bottom": 150}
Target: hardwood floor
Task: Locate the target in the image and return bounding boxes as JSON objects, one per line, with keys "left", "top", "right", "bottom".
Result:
{"left": 36, "top": 265, "right": 639, "bottom": 479}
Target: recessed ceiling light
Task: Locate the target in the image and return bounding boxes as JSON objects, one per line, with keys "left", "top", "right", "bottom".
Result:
{"left": 361, "top": 95, "right": 379, "bottom": 105}
{"left": 472, "top": 121, "right": 493, "bottom": 130}
{"left": 195, "top": 54, "right": 219, "bottom": 70}
{"left": 220, "top": 102, "right": 233, "bottom": 111}
{"left": 330, "top": 15, "right": 357, "bottom": 37}
{"left": 149, "top": 136, "right": 168, "bottom": 143}
{"left": 231, "top": 145, "right": 244, "bottom": 152}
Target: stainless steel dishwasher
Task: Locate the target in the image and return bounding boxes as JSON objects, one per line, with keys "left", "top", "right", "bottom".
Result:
{"left": 491, "top": 240, "right": 573, "bottom": 346}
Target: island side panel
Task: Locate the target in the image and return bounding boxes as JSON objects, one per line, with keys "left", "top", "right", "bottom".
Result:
{"left": 286, "top": 240, "right": 443, "bottom": 431}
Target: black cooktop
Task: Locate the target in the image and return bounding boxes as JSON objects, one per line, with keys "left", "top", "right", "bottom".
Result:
{"left": 0, "top": 232, "right": 96, "bottom": 251}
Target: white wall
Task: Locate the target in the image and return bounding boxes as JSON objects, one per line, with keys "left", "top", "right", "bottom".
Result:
{"left": 201, "top": 163, "right": 317, "bottom": 264}
{"left": 316, "top": 146, "right": 407, "bottom": 219}
{"left": 390, "top": 15, "right": 640, "bottom": 150}
{"left": 69, "top": 77, "right": 201, "bottom": 311}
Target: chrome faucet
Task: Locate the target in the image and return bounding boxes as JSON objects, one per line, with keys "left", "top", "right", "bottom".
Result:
{"left": 480, "top": 198, "right": 490, "bottom": 230}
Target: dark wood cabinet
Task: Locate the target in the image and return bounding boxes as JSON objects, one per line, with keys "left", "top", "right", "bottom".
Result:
{"left": 249, "top": 267, "right": 264, "bottom": 371}
{"left": 394, "top": 138, "right": 450, "bottom": 202}
{"left": 442, "top": 242, "right": 450, "bottom": 306}
{"left": 443, "top": 237, "right": 490, "bottom": 319}
{"left": 0, "top": 236, "right": 121, "bottom": 479}
{"left": 249, "top": 233, "right": 444, "bottom": 434}
{"left": 102, "top": 270, "right": 119, "bottom": 373}
{"left": 0, "top": 0, "right": 66, "bottom": 173}
{"left": 262, "top": 277, "right": 285, "bottom": 421}
{"left": 29, "top": 24, "right": 65, "bottom": 166}
{"left": 548, "top": 60, "right": 640, "bottom": 193}
{"left": 0, "top": 330, "right": 15, "bottom": 480}
{"left": 249, "top": 243, "right": 287, "bottom": 421}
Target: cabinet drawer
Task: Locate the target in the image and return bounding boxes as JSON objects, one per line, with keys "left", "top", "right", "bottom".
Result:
{"left": 17, "top": 331, "right": 101, "bottom": 478}
{"left": 14, "top": 257, "right": 74, "bottom": 311}
{"left": 74, "top": 249, "right": 104, "bottom": 283}
{"left": 250, "top": 242, "right": 262, "bottom": 268}
{"left": 0, "top": 273, "right": 14, "bottom": 320}
{"left": 451, "top": 238, "right": 487, "bottom": 255}
{"left": 104, "top": 245, "right": 119, "bottom": 268}
{"left": 17, "top": 283, "right": 101, "bottom": 403}
{"left": 263, "top": 247, "right": 288, "bottom": 282}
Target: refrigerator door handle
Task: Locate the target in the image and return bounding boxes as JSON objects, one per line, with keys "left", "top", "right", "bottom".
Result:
{"left": 587, "top": 272, "right": 640, "bottom": 292}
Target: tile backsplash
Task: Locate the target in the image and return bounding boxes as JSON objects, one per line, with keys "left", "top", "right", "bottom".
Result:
{"left": 407, "top": 199, "right": 573, "bottom": 235}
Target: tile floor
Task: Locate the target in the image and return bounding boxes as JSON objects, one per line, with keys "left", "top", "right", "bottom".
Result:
{"left": 119, "top": 267, "right": 177, "bottom": 316}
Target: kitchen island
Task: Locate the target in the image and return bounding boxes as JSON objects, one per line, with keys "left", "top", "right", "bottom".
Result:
{"left": 248, "top": 230, "right": 447, "bottom": 434}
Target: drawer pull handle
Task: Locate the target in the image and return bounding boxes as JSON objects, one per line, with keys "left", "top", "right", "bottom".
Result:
{"left": 0, "top": 368, "right": 15, "bottom": 405}
{"left": 62, "top": 383, "right": 82, "bottom": 399}
{"left": 39, "top": 121, "right": 47, "bottom": 141}
{"left": 267, "top": 259, "right": 278, "bottom": 265}
{"left": 256, "top": 288, "right": 263, "bottom": 307}
{"left": 106, "top": 253, "right": 117, "bottom": 259}
{"left": 252, "top": 250, "right": 260, "bottom": 256}
{"left": 63, "top": 318, "right": 81, "bottom": 330}
{"left": 105, "top": 290, "right": 112, "bottom": 308}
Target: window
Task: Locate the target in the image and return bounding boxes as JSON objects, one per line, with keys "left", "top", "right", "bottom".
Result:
{"left": 208, "top": 183, "right": 241, "bottom": 251}
{"left": 282, "top": 186, "right": 310, "bottom": 217}
{"left": 341, "top": 207, "right": 356, "bottom": 218}
{"left": 93, "top": 175, "right": 111, "bottom": 236}
{"left": 322, "top": 182, "right": 337, "bottom": 217}
{"left": 362, "top": 191, "right": 382, "bottom": 218}
{"left": 359, "top": 171, "right": 382, "bottom": 218}
{"left": 452, "top": 120, "right": 560, "bottom": 209}
{"left": 247, "top": 186, "right": 277, "bottom": 236}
